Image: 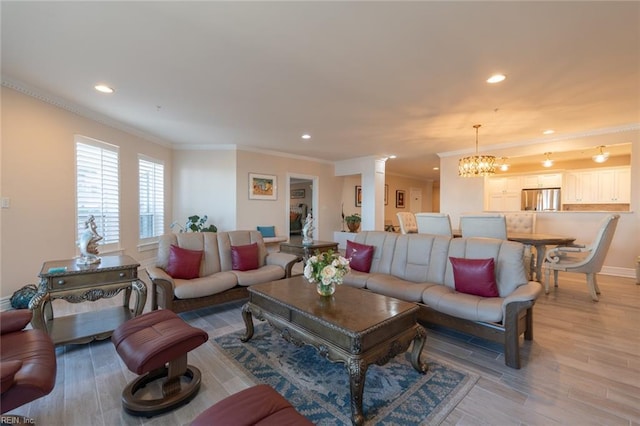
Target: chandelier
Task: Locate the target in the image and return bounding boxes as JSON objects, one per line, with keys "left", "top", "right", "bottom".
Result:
{"left": 458, "top": 124, "right": 496, "bottom": 177}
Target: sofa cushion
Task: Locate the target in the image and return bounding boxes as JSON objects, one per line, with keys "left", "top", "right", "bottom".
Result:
{"left": 173, "top": 273, "right": 238, "bottom": 299}
{"left": 421, "top": 285, "right": 504, "bottom": 323}
{"left": 231, "top": 243, "right": 259, "bottom": 271}
{"left": 365, "top": 274, "right": 436, "bottom": 302}
{"left": 257, "top": 226, "right": 276, "bottom": 238}
{"left": 450, "top": 257, "right": 499, "bottom": 297}
{"left": 346, "top": 240, "right": 375, "bottom": 272}
{"left": 231, "top": 265, "right": 286, "bottom": 286}
{"left": 166, "top": 245, "right": 203, "bottom": 279}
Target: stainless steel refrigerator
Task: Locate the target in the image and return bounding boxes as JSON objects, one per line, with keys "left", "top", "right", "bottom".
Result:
{"left": 521, "top": 188, "right": 561, "bottom": 211}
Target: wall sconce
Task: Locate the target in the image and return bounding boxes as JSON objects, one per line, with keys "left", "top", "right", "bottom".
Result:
{"left": 541, "top": 152, "right": 554, "bottom": 168}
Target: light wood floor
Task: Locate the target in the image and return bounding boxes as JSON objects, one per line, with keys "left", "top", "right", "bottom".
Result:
{"left": 7, "top": 273, "right": 639, "bottom": 425}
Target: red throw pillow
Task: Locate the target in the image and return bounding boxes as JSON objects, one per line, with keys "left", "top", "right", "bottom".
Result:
{"left": 166, "top": 245, "right": 203, "bottom": 279}
{"left": 231, "top": 243, "right": 259, "bottom": 271}
{"left": 449, "top": 257, "right": 499, "bottom": 297}
{"left": 346, "top": 240, "right": 375, "bottom": 273}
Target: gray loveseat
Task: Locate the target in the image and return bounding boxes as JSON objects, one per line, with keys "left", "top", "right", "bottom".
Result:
{"left": 344, "top": 231, "right": 542, "bottom": 369}
{"left": 147, "top": 231, "right": 298, "bottom": 313}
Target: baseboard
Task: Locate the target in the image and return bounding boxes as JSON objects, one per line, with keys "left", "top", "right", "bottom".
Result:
{"left": 0, "top": 296, "right": 13, "bottom": 312}
{"left": 600, "top": 266, "right": 635, "bottom": 279}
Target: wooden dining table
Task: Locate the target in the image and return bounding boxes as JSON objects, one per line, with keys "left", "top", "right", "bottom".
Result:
{"left": 452, "top": 230, "right": 576, "bottom": 282}
{"left": 506, "top": 233, "right": 576, "bottom": 282}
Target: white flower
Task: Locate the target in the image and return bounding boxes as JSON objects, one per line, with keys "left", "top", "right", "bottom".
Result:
{"left": 304, "top": 250, "right": 350, "bottom": 286}
{"left": 303, "top": 263, "right": 315, "bottom": 282}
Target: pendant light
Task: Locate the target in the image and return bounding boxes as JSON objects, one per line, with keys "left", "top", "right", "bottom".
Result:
{"left": 542, "top": 152, "right": 554, "bottom": 168}
{"left": 592, "top": 145, "right": 609, "bottom": 163}
{"left": 458, "top": 124, "right": 496, "bottom": 177}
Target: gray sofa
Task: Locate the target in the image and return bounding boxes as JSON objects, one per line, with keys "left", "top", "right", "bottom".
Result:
{"left": 147, "top": 231, "right": 298, "bottom": 313}
{"left": 344, "top": 231, "right": 542, "bottom": 369}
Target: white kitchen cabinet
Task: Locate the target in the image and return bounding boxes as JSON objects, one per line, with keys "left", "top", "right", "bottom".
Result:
{"left": 598, "top": 167, "right": 631, "bottom": 203}
{"left": 522, "top": 173, "right": 562, "bottom": 189}
{"left": 563, "top": 171, "right": 597, "bottom": 203}
{"left": 486, "top": 176, "right": 521, "bottom": 211}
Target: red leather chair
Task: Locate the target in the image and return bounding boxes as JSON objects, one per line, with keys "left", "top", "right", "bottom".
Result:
{"left": 1, "top": 309, "right": 56, "bottom": 415}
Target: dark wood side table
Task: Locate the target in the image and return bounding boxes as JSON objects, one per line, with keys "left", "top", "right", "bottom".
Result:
{"left": 29, "top": 255, "right": 147, "bottom": 346}
{"left": 279, "top": 240, "right": 339, "bottom": 261}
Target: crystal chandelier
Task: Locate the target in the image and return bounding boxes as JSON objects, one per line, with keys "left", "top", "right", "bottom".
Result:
{"left": 458, "top": 124, "right": 496, "bottom": 177}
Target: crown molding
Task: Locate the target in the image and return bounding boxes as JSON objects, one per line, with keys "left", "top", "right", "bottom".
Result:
{"left": 437, "top": 123, "right": 640, "bottom": 158}
{"left": 2, "top": 76, "right": 175, "bottom": 148}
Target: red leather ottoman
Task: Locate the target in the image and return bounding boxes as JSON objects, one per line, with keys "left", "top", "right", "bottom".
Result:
{"left": 111, "top": 309, "right": 208, "bottom": 417}
{"left": 191, "top": 384, "right": 313, "bottom": 426}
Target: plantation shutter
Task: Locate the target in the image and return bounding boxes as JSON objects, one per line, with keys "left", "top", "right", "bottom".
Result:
{"left": 139, "top": 156, "right": 164, "bottom": 239}
{"left": 75, "top": 137, "right": 120, "bottom": 246}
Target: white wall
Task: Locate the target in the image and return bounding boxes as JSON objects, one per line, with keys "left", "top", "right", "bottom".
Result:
{"left": 235, "top": 150, "right": 343, "bottom": 241}
{"left": 440, "top": 132, "right": 640, "bottom": 275}
{"left": 0, "top": 87, "right": 173, "bottom": 298}
{"left": 172, "top": 149, "right": 237, "bottom": 231}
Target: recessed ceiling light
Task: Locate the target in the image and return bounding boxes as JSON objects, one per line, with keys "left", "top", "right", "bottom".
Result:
{"left": 388, "top": 155, "right": 397, "bottom": 159}
{"left": 94, "top": 84, "right": 114, "bottom": 94}
{"left": 543, "top": 129, "right": 555, "bottom": 135}
{"left": 301, "top": 134, "right": 311, "bottom": 140}
{"left": 486, "top": 74, "right": 506, "bottom": 84}
{"left": 433, "top": 167, "right": 439, "bottom": 171}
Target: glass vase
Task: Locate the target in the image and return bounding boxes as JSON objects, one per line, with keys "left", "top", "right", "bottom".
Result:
{"left": 316, "top": 282, "right": 336, "bottom": 296}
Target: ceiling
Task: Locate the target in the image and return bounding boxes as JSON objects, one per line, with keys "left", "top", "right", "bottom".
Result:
{"left": 2, "top": 1, "right": 639, "bottom": 181}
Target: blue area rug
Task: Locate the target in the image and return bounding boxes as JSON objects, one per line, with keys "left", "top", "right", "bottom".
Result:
{"left": 214, "top": 324, "right": 478, "bottom": 425}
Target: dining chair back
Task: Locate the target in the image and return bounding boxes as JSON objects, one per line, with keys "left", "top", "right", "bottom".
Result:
{"left": 415, "top": 213, "right": 453, "bottom": 237}
{"left": 505, "top": 213, "right": 536, "bottom": 234}
{"left": 396, "top": 212, "right": 418, "bottom": 234}
{"left": 460, "top": 214, "right": 507, "bottom": 239}
{"left": 543, "top": 214, "right": 620, "bottom": 301}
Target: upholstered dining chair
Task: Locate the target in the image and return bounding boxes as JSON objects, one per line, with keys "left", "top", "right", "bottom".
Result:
{"left": 396, "top": 212, "right": 418, "bottom": 234}
{"left": 1, "top": 309, "right": 56, "bottom": 418}
{"left": 506, "top": 213, "right": 537, "bottom": 280}
{"left": 543, "top": 214, "right": 620, "bottom": 301}
{"left": 415, "top": 213, "right": 453, "bottom": 237}
{"left": 459, "top": 214, "right": 507, "bottom": 239}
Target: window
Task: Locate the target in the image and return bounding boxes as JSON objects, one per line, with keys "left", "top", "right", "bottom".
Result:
{"left": 139, "top": 156, "right": 164, "bottom": 239}
{"left": 75, "top": 136, "right": 120, "bottom": 248}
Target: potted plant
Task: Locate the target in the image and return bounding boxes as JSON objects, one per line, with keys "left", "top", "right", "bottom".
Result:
{"left": 345, "top": 213, "right": 361, "bottom": 232}
{"left": 171, "top": 215, "right": 217, "bottom": 232}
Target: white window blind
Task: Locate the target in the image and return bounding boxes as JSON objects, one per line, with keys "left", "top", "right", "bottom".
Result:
{"left": 139, "top": 156, "right": 164, "bottom": 239}
{"left": 75, "top": 137, "right": 120, "bottom": 246}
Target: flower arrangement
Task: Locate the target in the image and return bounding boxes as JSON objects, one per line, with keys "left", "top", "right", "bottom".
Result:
{"left": 304, "top": 250, "right": 351, "bottom": 296}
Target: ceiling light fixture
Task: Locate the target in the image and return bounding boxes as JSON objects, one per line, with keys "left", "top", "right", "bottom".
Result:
{"left": 499, "top": 157, "right": 510, "bottom": 172}
{"left": 543, "top": 129, "right": 555, "bottom": 135}
{"left": 458, "top": 124, "right": 496, "bottom": 177}
{"left": 94, "top": 84, "right": 114, "bottom": 94}
{"left": 388, "top": 155, "right": 397, "bottom": 159}
{"left": 486, "top": 74, "right": 506, "bottom": 84}
{"left": 301, "top": 134, "right": 311, "bottom": 140}
{"left": 542, "top": 152, "right": 554, "bottom": 168}
{"left": 592, "top": 145, "right": 609, "bottom": 163}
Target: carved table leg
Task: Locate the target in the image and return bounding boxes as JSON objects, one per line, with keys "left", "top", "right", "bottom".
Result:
{"left": 130, "top": 280, "right": 147, "bottom": 316}
{"left": 410, "top": 325, "right": 429, "bottom": 373}
{"left": 240, "top": 303, "right": 254, "bottom": 342}
{"left": 347, "top": 357, "right": 368, "bottom": 426}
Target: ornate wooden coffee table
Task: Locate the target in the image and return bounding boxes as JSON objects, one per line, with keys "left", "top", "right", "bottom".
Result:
{"left": 241, "top": 276, "right": 428, "bottom": 425}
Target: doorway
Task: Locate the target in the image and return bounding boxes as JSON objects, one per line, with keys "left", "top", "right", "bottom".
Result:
{"left": 287, "top": 173, "right": 318, "bottom": 242}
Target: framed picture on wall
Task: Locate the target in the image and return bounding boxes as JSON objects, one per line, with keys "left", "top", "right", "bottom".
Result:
{"left": 290, "top": 188, "right": 305, "bottom": 199}
{"left": 396, "top": 190, "right": 405, "bottom": 208}
{"left": 355, "top": 185, "right": 362, "bottom": 207}
{"left": 385, "top": 184, "right": 389, "bottom": 205}
{"left": 249, "top": 173, "right": 277, "bottom": 200}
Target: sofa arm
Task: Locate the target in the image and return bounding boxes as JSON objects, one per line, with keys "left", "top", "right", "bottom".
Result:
{"left": 266, "top": 252, "right": 300, "bottom": 278}
{"left": 501, "top": 281, "right": 542, "bottom": 318}
{"left": 0, "top": 309, "right": 33, "bottom": 335}
{"left": 1, "top": 360, "right": 23, "bottom": 393}
{"left": 146, "top": 267, "right": 177, "bottom": 310}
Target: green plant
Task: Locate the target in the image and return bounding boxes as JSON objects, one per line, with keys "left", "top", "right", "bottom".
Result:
{"left": 171, "top": 215, "right": 217, "bottom": 232}
{"left": 344, "top": 213, "right": 361, "bottom": 224}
